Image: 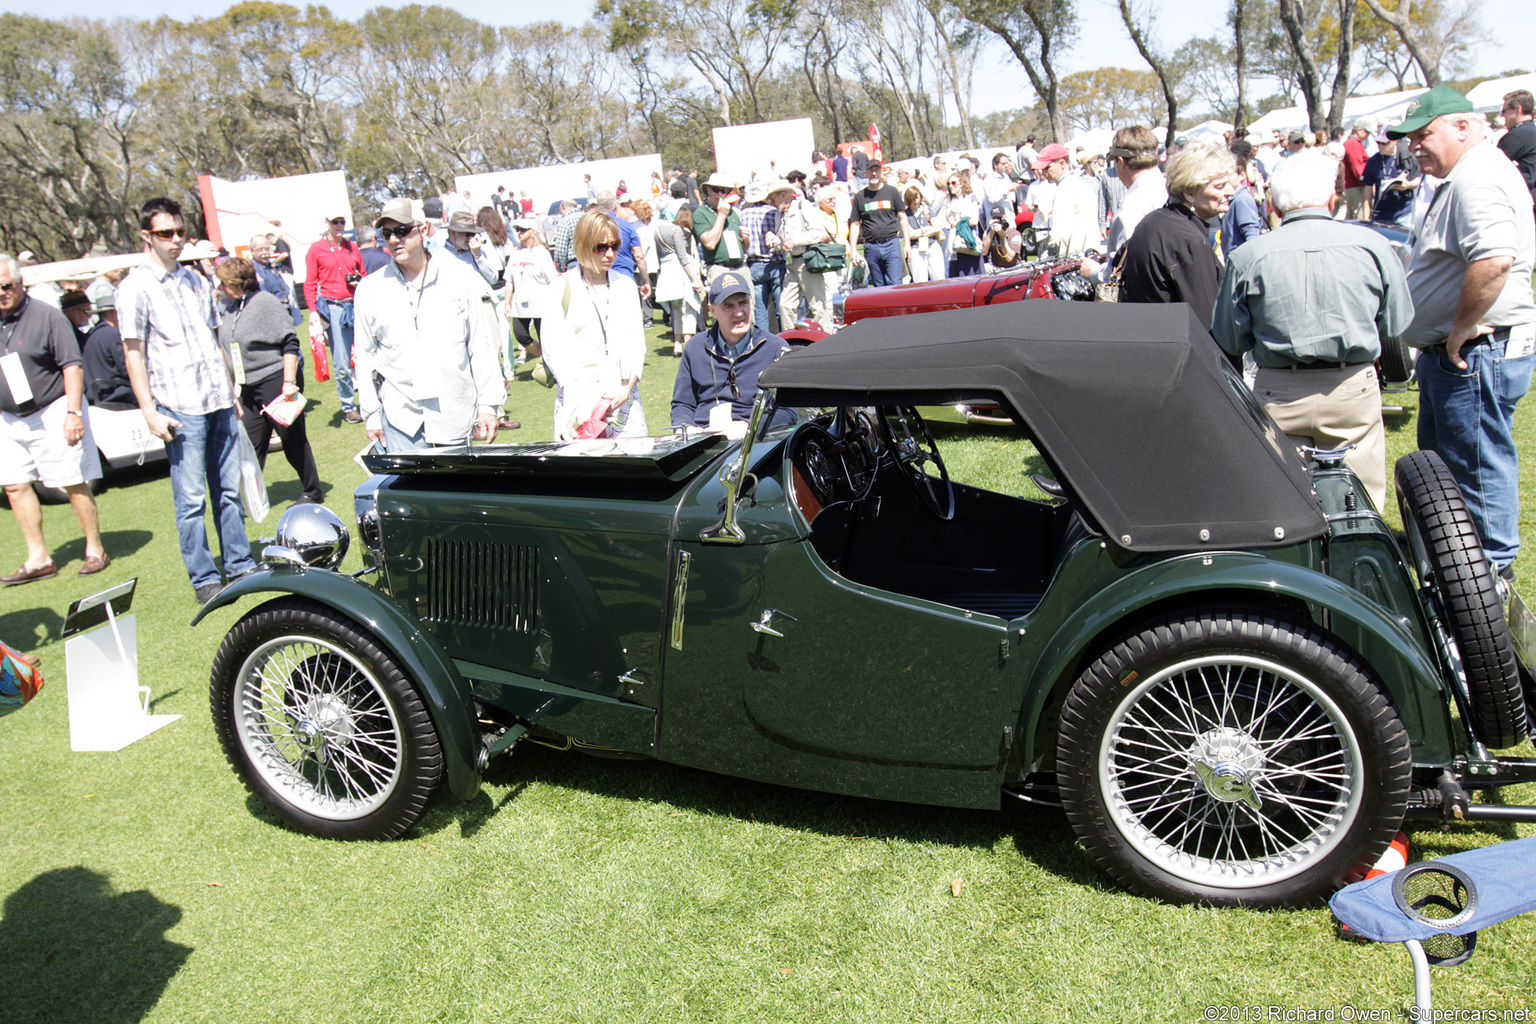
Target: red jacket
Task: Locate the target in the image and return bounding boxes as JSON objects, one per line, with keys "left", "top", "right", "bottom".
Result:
{"left": 305, "top": 236, "right": 364, "bottom": 310}
{"left": 1343, "top": 137, "right": 1369, "bottom": 189}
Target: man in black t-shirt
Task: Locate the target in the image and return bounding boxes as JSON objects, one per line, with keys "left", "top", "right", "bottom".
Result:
{"left": 847, "top": 162, "right": 908, "bottom": 287}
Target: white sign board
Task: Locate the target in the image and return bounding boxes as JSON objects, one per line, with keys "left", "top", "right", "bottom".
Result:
{"left": 198, "top": 169, "right": 353, "bottom": 284}
{"left": 712, "top": 118, "right": 817, "bottom": 185}
{"left": 455, "top": 155, "right": 666, "bottom": 216}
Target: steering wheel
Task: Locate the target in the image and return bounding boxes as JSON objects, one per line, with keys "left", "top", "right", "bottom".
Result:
{"left": 877, "top": 406, "right": 955, "bottom": 520}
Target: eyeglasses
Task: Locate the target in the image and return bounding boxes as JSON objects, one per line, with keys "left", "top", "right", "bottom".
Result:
{"left": 147, "top": 227, "right": 188, "bottom": 241}
{"left": 0, "top": 281, "right": 18, "bottom": 292}
{"left": 378, "top": 224, "right": 419, "bottom": 241}
{"left": 592, "top": 242, "right": 620, "bottom": 255}
{"left": 329, "top": 218, "right": 347, "bottom": 225}
{"left": 726, "top": 364, "right": 740, "bottom": 400}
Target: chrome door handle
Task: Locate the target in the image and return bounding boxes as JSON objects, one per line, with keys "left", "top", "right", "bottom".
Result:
{"left": 750, "top": 608, "right": 797, "bottom": 638}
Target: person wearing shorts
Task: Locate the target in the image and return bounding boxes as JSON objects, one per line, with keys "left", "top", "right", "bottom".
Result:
{"left": 0, "top": 256, "right": 109, "bottom": 583}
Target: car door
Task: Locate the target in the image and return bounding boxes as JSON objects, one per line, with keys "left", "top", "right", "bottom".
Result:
{"left": 660, "top": 461, "right": 1014, "bottom": 808}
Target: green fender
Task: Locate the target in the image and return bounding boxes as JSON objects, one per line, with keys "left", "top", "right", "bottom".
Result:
{"left": 1018, "top": 551, "right": 1456, "bottom": 768}
{"left": 193, "top": 566, "right": 483, "bottom": 802}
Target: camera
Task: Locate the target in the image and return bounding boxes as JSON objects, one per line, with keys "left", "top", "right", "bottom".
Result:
{"left": 345, "top": 272, "right": 362, "bottom": 286}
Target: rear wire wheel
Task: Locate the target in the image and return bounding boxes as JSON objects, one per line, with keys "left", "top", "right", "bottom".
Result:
{"left": 1056, "top": 609, "right": 1411, "bottom": 908}
{"left": 210, "top": 597, "right": 444, "bottom": 839}
{"left": 1395, "top": 450, "right": 1528, "bottom": 748}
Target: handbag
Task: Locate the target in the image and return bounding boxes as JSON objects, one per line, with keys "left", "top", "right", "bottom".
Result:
{"left": 802, "top": 243, "right": 846, "bottom": 274}
{"left": 236, "top": 412, "right": 270, "bottom": 523}
{"left": 1096, "top": 257, "right": 1126, "bottom": 303}
{"left": 0, "top": 640, "right": 43, "bottom": 718}
{"left": 953, "top": 219, "right": 980, "bottom": 256}
{"left": 655, "top": 255, "right": 690, "bottom": 302}
{"left": 309, "top": 332, "right": 331, "bottom": 383}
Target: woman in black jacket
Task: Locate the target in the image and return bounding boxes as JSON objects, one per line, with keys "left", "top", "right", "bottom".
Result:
{"left": 215, "top": 257, "right": 324, "bottom": 504}
{"left": 1119, "top": 142, "right": 1236, "bottom": 332}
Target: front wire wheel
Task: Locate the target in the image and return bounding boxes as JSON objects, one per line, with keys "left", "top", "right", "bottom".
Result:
{"left": 210, "top": 597, "right": 444, "bottom": 839}
{"left": 1056, "top": 611, "right": 1411, "bottom": 907}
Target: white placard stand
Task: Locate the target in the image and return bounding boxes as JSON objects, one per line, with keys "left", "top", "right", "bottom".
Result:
{"left": 65, "top": 598, "right": 180, "bottom": 751}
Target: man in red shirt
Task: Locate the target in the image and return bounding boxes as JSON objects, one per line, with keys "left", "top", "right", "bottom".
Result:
{"left": 304, "top": 211, "right": 365, "bottom": 422}
{"left": 1341, "top": 118, "right": 1375, "bottom": 220}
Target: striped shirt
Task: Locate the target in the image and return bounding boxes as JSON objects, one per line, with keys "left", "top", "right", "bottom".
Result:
{"left": 116, "top": 257, "right": 233, "bottom": 415}
{"left": 740, "top": 203, "right": 783, "bottom": 262}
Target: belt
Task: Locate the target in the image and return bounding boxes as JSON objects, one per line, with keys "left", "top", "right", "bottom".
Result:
{"left": 1279, "top": 359, "right": 1372, "bottom": 371}
{"left": 321, "top": 296, "right": 353, "bottom": 304}
{"left": 1428, "top": 325, "right": 1521, "bottom": 353}
{"left": 745, "top": 257, "right": 784, "bottom": 264}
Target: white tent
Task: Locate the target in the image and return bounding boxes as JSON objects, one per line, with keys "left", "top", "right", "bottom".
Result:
{"left": 1246, "top": 87, "right": 1431, "bottom": 136}
{"left": 1468, "top": 73, "right": 1536, "bottom": 113}
{"left": 1183, "top": 119, "right": 1234, "bottom": 143}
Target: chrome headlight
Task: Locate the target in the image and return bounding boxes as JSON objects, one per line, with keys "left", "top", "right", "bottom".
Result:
{"left": 269, "top": 503, "right": 350, "bottom": 570}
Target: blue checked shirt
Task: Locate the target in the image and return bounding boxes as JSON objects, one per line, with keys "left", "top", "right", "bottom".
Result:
{"left": 739, "top": 203, "right": 783, "bottom": 262}
{"left": 116, "top": 258, "right": 233, "bottom": 414}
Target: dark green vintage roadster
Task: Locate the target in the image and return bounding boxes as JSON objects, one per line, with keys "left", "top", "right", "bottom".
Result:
{"left": 199, "top": 301, "right": 1536, "bottom": 908}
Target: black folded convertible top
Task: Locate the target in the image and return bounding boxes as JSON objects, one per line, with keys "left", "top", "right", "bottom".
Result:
{"left": 759, "top": 301, "right": 1326, "bottom": 552}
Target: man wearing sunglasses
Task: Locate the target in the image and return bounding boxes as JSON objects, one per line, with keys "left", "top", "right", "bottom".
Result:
{"left": 353, "top": 197, "right": 503, "bottom": 454}
{"left": 304, "top": 210, "right": 365, "bottom": 423}
{"left": 119, "top": 196, "right": 255, "bottom": 603}
{"left": 670, "top": 270, "right": 791, "bottom": 438}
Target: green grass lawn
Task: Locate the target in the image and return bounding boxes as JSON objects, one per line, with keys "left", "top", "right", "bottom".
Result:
{"left": 1, "top": 318, "right": 1532, "bottom": 1023}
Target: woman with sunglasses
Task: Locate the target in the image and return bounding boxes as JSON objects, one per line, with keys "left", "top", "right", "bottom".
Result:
{"left": 540, "top": 208, "right": 648, "bottom": 440}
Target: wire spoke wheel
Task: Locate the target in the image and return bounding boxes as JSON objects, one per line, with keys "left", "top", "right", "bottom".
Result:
{"left": 1057, "top": 611, "right": 1411, "bottom": 907}
{"left": 236, "top": 638, "right": 403, "bottom": 819}
{"left": 211, "top": 597, "right": 443, "bottom": 839}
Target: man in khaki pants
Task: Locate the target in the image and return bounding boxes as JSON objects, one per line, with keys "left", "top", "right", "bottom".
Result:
{"left": 1212, "top": 150, "right": 1413, "bottom": 512}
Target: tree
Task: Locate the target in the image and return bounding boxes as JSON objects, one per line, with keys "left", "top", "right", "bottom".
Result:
{"left": 1276, "top": 0, "right": 1328, "bottom": 130}
{"left": 951, "top": 0, "right": 1077, "bottom": 142}
{"left": 0, "top": 15, "right": 145, "bottom": 259}
{"left": 1357, "top": 0, "right": 1436, "bottom": 86}
{"left": 1056, "top": 67, "right": 1165, "bottom": 133}
{"left": 1117, "top": 0, "right": 1181, "bottom": 147}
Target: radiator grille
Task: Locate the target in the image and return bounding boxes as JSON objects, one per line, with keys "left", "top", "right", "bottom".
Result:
{"left": 424, "top": 539, "right": 539, "bottom": 632}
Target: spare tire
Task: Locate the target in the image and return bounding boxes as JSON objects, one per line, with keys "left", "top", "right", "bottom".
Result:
{"left": 1378, "top": 334, "right": 1414, "bottom": 385}
{"left": 1395, "top": 450, "right": 1528, "bottom": 748}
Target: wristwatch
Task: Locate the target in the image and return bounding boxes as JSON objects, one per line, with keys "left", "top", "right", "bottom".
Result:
{"left": 66, "top": 409, "right": 82, "bottom": 418}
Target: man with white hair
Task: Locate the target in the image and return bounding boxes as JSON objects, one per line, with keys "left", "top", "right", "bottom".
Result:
{"left": 1341, "top": 118, "right": 1376, "bottom": 219}
{"left": 1391, "top": 85, "right": 1536, "bottom": 575}
{"left": 1212, "top": 150, "right": 1412, "bottom": 512}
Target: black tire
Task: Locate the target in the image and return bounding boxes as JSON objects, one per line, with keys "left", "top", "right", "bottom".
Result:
{"left": 1395, "top": 451, "right": 1528, "bottom": 748}
{"left": 1378, "top": 334, "right": 1413, "bottom": 385}
{"left": 1056, "top": 609, "right": 1411, "bottom": 908}
{"left": 209, "top": 596, "right": 444, "bottom": 839}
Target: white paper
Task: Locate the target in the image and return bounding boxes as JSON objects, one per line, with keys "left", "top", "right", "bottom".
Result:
{"left": 708, "top": 401, "right": 734, "bottom": 432}
{"left": 1506, "top": 322, "right": 1536, "bottom": 360}
{"left": 0, "top": 351, "right": 33, "bottom": 405}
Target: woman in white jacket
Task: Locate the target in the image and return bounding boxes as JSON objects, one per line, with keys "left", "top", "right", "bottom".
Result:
{"left": 540, "top": 209, "right": 648, "bottom": 440}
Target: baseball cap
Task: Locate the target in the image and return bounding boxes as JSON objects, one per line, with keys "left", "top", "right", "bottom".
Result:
{"left": 1031, "top": 143, "right": 1070, "bottom": 172}
{"left": 1387, "top": 84, "right": 1474, "bottom": 138}
{"left": 374, "top": 196, "right": 418, "bottom": 227}
{"left": 708, "top": 270, "right": 750, "bottom": 305}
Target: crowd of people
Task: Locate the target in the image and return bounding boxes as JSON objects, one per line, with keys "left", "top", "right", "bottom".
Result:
{"left": 2, "top": 83, "right": 1534, "bottom": 605}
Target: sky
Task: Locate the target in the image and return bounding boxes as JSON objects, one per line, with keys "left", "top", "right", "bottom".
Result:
{"left": 17, "top": 0, "right": 1534, "bottom": 119}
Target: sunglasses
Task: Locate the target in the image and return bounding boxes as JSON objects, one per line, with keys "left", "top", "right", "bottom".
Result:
{"left": 148, "top": 227, "right": 188, "bottom": 241}
{"left": 592, "top": 242, "right": 620, "bottom": 255}
{"left": 378, "top": 224, "right": 419, "bottom": 241}
{"left": 0, "top": 281, "right": 18, "bottom": 292}
{"left": 329, "top": 218, "right": 347, "bottom": 225}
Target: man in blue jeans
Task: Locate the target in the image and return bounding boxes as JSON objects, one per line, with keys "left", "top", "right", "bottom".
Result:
{"left": 1393, "top": 85, "right": 1536, "bottom": 576}
{"left": 847, "top": 163, "right": 908, "bottom": 288}
{"left": 118, "top": 196, "right": 255, "bottom": 603}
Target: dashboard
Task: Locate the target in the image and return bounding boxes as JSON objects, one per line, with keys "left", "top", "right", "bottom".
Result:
{"left": 788, "top": 412, "right": 883, "bottom": 522}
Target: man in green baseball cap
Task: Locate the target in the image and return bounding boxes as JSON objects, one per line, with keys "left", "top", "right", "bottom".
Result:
{"left": 1393, "top": 82, "right": 1536, "bottom": 575}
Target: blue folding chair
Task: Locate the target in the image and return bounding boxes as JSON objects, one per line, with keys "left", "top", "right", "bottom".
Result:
{"left": 1330, "top": 835, "right": 1536, "bottom": 1013}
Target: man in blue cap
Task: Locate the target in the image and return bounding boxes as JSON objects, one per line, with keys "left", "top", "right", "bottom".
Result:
{"left": 670, "top": 270, "right": 791, "bottom": 436}
{"left": 1392, "top": 84, "right": 1536, "bottom": 576}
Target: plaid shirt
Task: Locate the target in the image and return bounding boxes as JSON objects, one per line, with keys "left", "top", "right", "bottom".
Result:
{"left": 739, "top": 203, "right": 783, "bottom": 262}
{"left": 551, "top": 209, "right": 584, "bottom": 272}
{"left": 116, "top": 257, "right": 233, "bottom": 415}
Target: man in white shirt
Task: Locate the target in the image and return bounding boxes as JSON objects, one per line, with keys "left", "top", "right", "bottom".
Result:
{"left": 353, "top": 197, "right": 505, "bottom": 453}
{"left": 1080, "top": 126, "right": 1168, "bottom": 283}
{"left": 980, "top": 152, "right": 1017, "bottom": 224}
